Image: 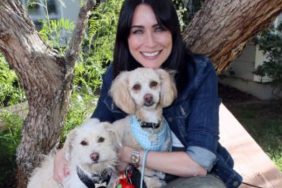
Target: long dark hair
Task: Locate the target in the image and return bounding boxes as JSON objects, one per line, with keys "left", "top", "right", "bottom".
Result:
{"left": 113, "top": 0, "right": 193, "bottom": 92}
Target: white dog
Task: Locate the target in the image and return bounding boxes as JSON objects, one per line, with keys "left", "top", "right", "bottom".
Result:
{"left": 28, "top": 119, "right": 119, "bottom": 188}
{"left": 110, "top": 68, "right": 177, "bottom": 188}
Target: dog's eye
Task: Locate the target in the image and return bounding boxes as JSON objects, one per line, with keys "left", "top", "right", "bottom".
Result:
{"left": 150, "top": 81, "right": 158, "bottom": 88}
{"left": 80, "top": 140, "right": 88, "bottom": 146}
{"left": 97, "top": 137, "right": 105, "bottom": 143}
{"left": 132, "top": 83, "right": 141, "bottom": 91}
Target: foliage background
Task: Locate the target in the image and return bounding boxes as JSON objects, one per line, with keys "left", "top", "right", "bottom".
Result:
{"left": 254, "top": 23, "right": 282, "bottom": 97}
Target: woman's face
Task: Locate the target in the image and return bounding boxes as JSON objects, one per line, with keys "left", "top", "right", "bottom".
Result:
{"left": 128, "top": 4, "right": 173, "bottom": 68}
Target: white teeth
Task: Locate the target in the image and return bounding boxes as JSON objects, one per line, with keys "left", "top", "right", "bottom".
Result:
{"left": 142, "top": 51, "right": 160, "bottom": 57}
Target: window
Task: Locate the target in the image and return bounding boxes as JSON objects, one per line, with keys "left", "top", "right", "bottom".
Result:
{"left": 20, "top": 0, "right": 61, "bottom": 29}
{"left": 20, "top": 0, "right": 61, "bottom": 20}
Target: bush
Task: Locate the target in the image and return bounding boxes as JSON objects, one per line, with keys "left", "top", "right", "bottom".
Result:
{"left": 254, "top": 23, "right": 282, "bottom": 97}
{"left": 0, "top": 55, "right": 25, "bottom": 107}
{"left": 74, "top": 0, "right": 122, "bottom": 94}
{"left": 0, "top": 111, "right": 23, "bottom": 188}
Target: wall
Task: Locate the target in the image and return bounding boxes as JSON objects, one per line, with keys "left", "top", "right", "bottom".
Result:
{"left": 226, "top": 42, "right": 256, "bottom": 81}
{"left": 220, "top": 14, "right": 282, "bottom": 100}
{"left": 60, "top": 0, "right": 80, "bottom": 22}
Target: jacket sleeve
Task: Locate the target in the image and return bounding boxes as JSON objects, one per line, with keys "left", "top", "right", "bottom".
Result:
{"left": 185, "top": 60, "right": 220, "bottom": 171}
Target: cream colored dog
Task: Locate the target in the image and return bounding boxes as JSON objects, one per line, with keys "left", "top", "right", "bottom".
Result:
{"left": 110, "top": 68, "right": 177, "bottom": 188}
{"left": 27, "top": 119, "right": 119, "bottom": 188}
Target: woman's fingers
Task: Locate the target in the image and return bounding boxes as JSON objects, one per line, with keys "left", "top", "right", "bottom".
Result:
{"left": 53, "top": 149, "right": 69, "bottom": 183}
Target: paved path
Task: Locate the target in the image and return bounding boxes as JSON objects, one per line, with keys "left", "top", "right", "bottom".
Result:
{"left": 219, "top": 104, "right": 282, "bottom": 188}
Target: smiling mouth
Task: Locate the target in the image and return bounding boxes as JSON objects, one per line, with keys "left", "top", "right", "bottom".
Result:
{"left": 141, "top": 51, "right": 161, "bottom": 57}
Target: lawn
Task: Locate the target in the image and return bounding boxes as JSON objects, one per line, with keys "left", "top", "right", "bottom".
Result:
{"left": 219, "top": 83, "right": 282, "bottom": 171}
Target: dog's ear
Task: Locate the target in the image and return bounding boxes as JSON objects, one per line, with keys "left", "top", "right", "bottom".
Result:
{"left": 109, "top": 71, "right": 136, "bottom": 114}
{"left": 62, "top": 128, "right": 78, "bottom": 161}
{"left": 156, "top": 69, "right": 177, "bottom": 107}
{"left": 103, "top": 122, "right": 122, "bottom": 149}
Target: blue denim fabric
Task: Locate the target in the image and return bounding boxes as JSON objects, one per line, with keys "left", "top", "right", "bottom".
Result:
{"left": 187, "top": 146, "right": 217, "bottom": 171}
{"left": 91, "top": 55, "right": 242, "bottom": 188}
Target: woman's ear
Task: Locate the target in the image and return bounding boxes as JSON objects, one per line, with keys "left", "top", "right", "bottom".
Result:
{"left": 109, "top": 71, "right": 136, "bottom": 114}
{"left": 156, "top": 69, "right": 177, "bottom": 107}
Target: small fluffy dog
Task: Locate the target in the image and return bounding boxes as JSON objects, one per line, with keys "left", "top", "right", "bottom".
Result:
{"left": 110, "top": 68, "right": 177, "bottom": 188}
{"left": 28, "top": 119, "right": 119, "bottom": 188}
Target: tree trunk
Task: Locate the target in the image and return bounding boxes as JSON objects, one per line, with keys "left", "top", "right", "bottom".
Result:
{"left": 0, "top": 1, "right": 97, "bottom": 187}
{"left": 183, "top": 0, "right": 282, "bottom": 72}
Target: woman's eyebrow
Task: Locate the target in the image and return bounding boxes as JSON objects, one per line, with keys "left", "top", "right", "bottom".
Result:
{"left": 152, "top": 23, "right": 161, "bottom": 28}
{"left": 130, "top": 25, "right": 144, "bottom": 29}
{"left": 131, "top": 24, "right": 160, "bottom": 29}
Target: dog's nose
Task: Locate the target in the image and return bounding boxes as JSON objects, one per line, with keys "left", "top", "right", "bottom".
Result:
{"left": 144, "top": 93, "right": 153, "bottom": 106}
{"left": 90, "top": 152, "right": 99, "bottom": 162}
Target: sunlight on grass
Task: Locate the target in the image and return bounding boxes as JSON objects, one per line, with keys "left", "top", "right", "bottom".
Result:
{"left": 228, "top": 102, "right": 282, "bottom": 171}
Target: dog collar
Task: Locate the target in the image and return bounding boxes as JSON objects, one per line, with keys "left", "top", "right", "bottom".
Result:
{"left": 76, "top": 166, "right": 112, "bottom": 188}
{"left": 130, "top": 115, "right": 171, "bottom": 151}
{"left": 137, "top": 119, "right": 160, "bottom": 129}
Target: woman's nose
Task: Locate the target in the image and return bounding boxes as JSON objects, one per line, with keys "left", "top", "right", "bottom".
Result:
{"left": 144, "top": 32, "right": 156, "bottom": 47}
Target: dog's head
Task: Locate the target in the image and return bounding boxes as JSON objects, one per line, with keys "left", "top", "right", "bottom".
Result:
{"left": 63, "top": 119, "right": 119, "bottom": 171}
{"left": 110, "top": 68, "right": 177, "bottom": 114}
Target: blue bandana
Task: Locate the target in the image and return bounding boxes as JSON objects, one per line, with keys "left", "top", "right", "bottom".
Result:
{"left": 130, "top": 115, "right": 172, "bottom": 151}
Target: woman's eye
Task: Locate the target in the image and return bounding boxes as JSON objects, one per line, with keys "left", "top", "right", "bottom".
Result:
{"left": 150, "top": 81, "right": 158, "bottom": 88}
{"left": 132, "top": 84, "right": 141, "bottom": 91}
{"left": 132, "top": 29, "right": 143, "bottom": 34}
{"left": 155, "top": 25, "right": 165, "bottom": 32}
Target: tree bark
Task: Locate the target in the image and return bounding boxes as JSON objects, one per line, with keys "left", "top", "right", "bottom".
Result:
{"left": 0, "top": 1, "right": 97, "bottom": 187}
{"left": 183, "top": 0, "right": 282, "bottom": 72}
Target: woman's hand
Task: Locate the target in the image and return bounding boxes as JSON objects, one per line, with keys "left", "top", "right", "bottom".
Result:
{"left": 53, "top": 149, "right": 70, "bottom": 183}
{"left": 117, "top": 146, "right": 134, "bottom": 172}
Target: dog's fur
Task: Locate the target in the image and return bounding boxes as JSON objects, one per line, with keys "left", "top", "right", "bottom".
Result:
{"left": 110, "top": 68, "right": 177, "bottom": 188}
{"left": 27, "top": 120, "right": 119, "bottom": 188}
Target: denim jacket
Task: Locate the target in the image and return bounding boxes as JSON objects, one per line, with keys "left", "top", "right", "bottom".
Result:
{"left": 92, "top": 55, "right": 242, "bottom": 188}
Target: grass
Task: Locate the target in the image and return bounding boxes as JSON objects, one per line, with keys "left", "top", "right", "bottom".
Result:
{"left": 225, "top": 101, "right": 282, "bottom": 171}
{"left": 220, "top": 84, "right": 282, "bottom": 171}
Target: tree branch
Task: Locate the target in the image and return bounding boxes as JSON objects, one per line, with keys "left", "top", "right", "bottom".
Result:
{"left": 65, "top": 0, "right": 99, "bottom": 66}
{"left": 183, "top": 0, "right": 282, "bottom": 72}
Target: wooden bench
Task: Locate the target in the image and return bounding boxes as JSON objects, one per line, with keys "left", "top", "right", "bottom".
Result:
{"left": 219, "top": 104, "right": 282, "bottom": 188}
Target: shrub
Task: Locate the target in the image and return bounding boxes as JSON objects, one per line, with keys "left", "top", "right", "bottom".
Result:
{"left": 0, "top": 111, "right": 23, "bottom": 188}
{"left": 254, "top": 23, "right": 282, "bottom": 97}
{"left": 0, "top": 55, "right": 25, "bottom": 107}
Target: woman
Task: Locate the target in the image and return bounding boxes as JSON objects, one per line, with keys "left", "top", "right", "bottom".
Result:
{"left": 54, "top": 0, "right": 242, "bottom": 187}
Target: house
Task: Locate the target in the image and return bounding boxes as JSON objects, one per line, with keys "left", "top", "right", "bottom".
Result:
{"left": 220, "top": 14, "right": 282, "bottom": 100}
{"left": 20, "top": 0, "right": 81, "bottom": 26}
